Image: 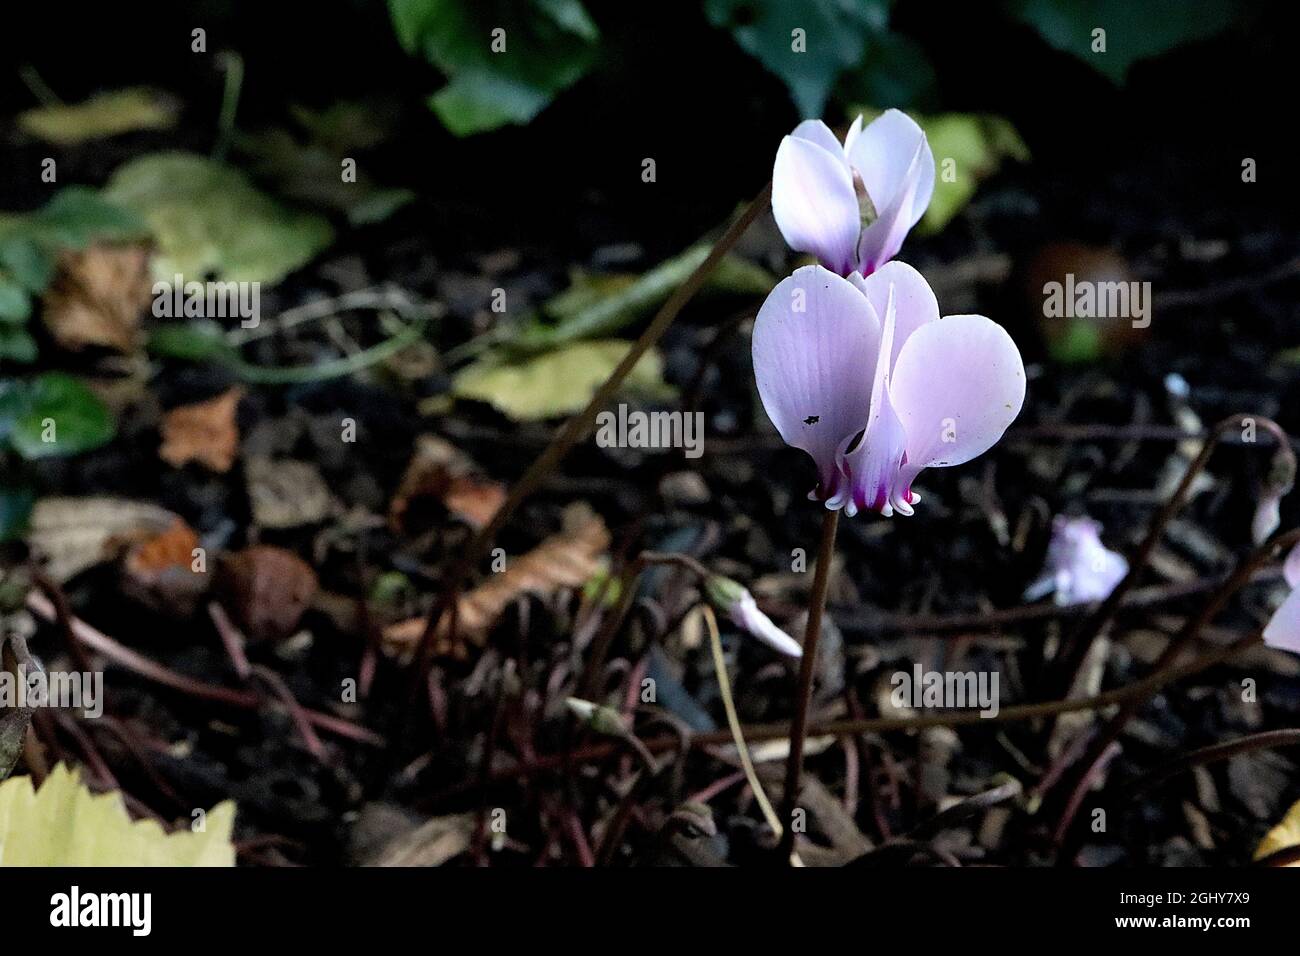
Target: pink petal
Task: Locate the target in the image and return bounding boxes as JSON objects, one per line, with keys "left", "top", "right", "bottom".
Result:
{"left": 772, "top": 134, "right": 861, "bottom": 276}
{"left": 1284, "top": 543, "right": 1300, "bottom": 589}
{"left": 752, "top": 266, "right": 880, "bottom": 501}
{"left": 1264, "top": 587, "right": 1300, "bottom": 655}
{"left": 730, "top": 590, "right": 803, "bottom": 658}
{"left": 791, "top": 119, "right": 850, "bottom": 171}
{"left": 889, "top": 314, "right": 1026, "bottom": 486}
{"left": 845, "top": 109, "right": 935, "bottom": 233}
{"left": 856, "top": 136, "right": 927, "bottom": 274}
{"left": 840, "top": 283, "right": 911, "bottom": 516}
{"left": 848, "top": 260, "right": 939, "bottom": 366}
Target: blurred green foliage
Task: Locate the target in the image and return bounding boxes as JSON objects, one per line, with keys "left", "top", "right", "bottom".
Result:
{"left": 389, "top": 0, "right": 600, "bottom": 136}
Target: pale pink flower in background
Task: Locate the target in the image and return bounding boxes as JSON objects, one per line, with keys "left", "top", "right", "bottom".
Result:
{"left": 1024, "top": 516, "right": 1128, "bottom": 606}
{"left": 1262, "top": 544, "right": 1300, "bottom": 655}
{"left": 751, "top": 261, "right": 1025, "bottom": 517}
{"left": 771, "top": 110, "right": 935, "bottom": 277}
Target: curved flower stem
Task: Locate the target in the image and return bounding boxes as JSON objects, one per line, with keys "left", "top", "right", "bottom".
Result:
{"left": 702, "top": 604, "right": 790, "bottom": 860}
{"left": 1049, "top": 527, "right": 1300, "bottom": 850}
{"left": 1053, "top": 413, "right": 1294, "bottom": 697}
{"left": 408, "top": 182, "right": 774, "bottom": 699}
{"left": 778, "top": 509, "right": 840, "bottom": 863}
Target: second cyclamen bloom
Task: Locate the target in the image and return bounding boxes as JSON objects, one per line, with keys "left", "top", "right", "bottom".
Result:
{"left": 753, "top": 262, "right": 1025, "bottom": 517}
{"left": 772, "top": 110, "right": 935, "bottom": 277}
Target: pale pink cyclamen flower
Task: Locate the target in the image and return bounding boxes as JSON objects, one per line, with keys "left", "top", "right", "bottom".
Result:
{"left": 704, "top": 575, "right": 802, "bottom": 658}
{"left": 1262, "top": 544, "right": 1300, "bottom": 655}
{"left": 752, "top": 261, "right": 1025, "bottom": 517}
{"left": 1024, "top": 516, "right": 1128, "bottom": 606}
{"left": 772, "top": 110, "right": 935, "bottom": 277}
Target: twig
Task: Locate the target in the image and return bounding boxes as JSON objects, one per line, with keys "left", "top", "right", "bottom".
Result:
{"left": 409, "top": 182, "right": 773, "bottom": 697}
{"left": 778, "top": 509, "right": 839, "bottom": 863}
{"left": 25, "top": 590, "right": 385, "bottom": 747}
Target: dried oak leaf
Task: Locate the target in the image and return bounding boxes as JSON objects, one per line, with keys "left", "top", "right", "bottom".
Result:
{"left": 41, "top": 242, "right": 153, "bottom": 353}
{"left": 159, "top": 387, "right": 243, "bottom": 473}
{"left": 383, "top": 504, "right": 609, "bottom": 660}
{"left": 389, "top": 435, "right": 505, "bottom": 533}
{"left": 122, "top": 517, "right": 209, "bottom": 617}
{"left": 216, "top": 545, "right": 318, "bottom": 641}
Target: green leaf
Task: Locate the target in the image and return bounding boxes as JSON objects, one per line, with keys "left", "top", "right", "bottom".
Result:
{"left": 389, "top": 0, "right": 600, "bottom": 136}
{"left": 705, "top": 0, "right": 891, "bottom": 117}
{"left": 0, "top": 279, "right": 32, "bottom": 325}
{"left": 0, "top": 488, "right": 35, "bottom": 543}
{"left": 146, "top": 320, "right": 239, "bottom": 364}
{"left": 104, "top": 152, "right": 333, "bottom": 284}
{"left": 514, "top": 245, "right": 773, "bottom": 352}
{"left": 1005, "top": 0, "right": 1243, "bottom": 84}
{"left": 0, "top": 373, "right": 114, "bottom": 460}
{"left": 16, "top": 87, "right": 176, "bottom": 145}
{"left": 452, "top": 339, "right": 672, "bottom": 420}
{"left": 0, "top": 327, "right": 37, "bottom": 364}
{"left": 0, "top": 235, "right": 55, "bottom": 292}
{"left": 25, "top": 186, "right": 149, "bottom": 249}
{"left": 0, "top": 764, "right": 235, "bottom": 865}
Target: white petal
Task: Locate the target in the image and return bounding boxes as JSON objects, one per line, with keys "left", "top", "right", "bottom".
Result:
{"left": 772, "top": 134, "right": 861, "bottom": 275}
{"left": 752, "top": 266, "right": 881, "bottom": 498}
{"left": 844, "top": 108, "right": 935, "bottom": 231}
{"left": 890, "top": 314, "right": 1026, "bottom": 483}
{"left": 1264, "top": 587, "right": 1300, "bottom": 655}
{"left": 849, "top": 260, "right": 939, "bottom": 366}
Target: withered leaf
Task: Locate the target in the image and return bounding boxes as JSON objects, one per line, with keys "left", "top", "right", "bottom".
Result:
{"left": 383, "top": 504, "right": 609, "bottom": 659}
{"left": 121, "top": 516, "right": 209, "bottom": 617}
{"left": 158, "top": 387, "right": 243, "bottom": 473}
{"left": 27, "top": 497, "right": 178, "bottom": 584}
{"left": 41, "top": 243, "right": 153, "bottom": 353}
{"left": 389, "top": 435, "right": 505, "bottom": 532}
{"left": 216, "top": 545, "right": 319, "bottom": 641}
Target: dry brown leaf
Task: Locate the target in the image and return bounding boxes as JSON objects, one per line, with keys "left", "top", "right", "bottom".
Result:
{"left": 121, "top": 517, "right": 209, "bottom": 617}
{"left": 27, "top": 497, "right": 178, "bottom": 584}
{"left": 389, "top": 435, "right": 505, "bottom": 532}
{"left": 216, "top": 545, "right": 319, "bottom": 641}
{"left": 41, "top": 243, "right": 153, "bottom": 353}
{"left": 158, "top": 387, "right": 243, "bottom": 473}
{"left": 245, "top": 457, "right": 335, "bottom": 529}
{"left": 383, "top": 504, "right": 609, "bottom": 659}
{"left": 368, "top": 812, "right": 475, "bottom": 867}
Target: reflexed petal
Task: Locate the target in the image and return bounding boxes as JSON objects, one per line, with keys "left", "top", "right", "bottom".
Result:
{"left": 729, "top": 590, "right": 803, "bottom": 658}
{"left": 1264, "top": 587, "right": 1300, "bottom": 655}
{"left": 752, "top": 265, "right": 880, "bottom": 499}
{"left": 1284, "top": 543, "right": 1300, "bottom": 589}
{"left": 890, "top": 314, "right": 1026, "bottom": 485}
{"left": 791, "top": 119, "right": 849, "bottom": 171}
{"left": 844, "top": 108, "right": 935, "bottom": 232}
{"left": 772, "top": 135, "right": 861, "bottom": 275}
{"left": 856, "top": 137, "right": 925, "bottom": 275}
{"left": 849, "top": 260, "right": 939, "bottom": 366}
{"left": 840, "top": 284, "right": 910, "bottom": 516}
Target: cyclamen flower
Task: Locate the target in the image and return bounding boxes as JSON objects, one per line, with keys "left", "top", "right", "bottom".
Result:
{"left": 752, "top": 261, "right": 1025, "bottom": 517}
{"left": 772, "top": 110, "right": 935, "bottom": 277}
{"left": 1024, "top": 516, "right": 1128, "bottom": 606}
{"left": 1263, "top": 544, "right": 1300, "bottom": 655}
{"left": 704, "top": 575, "right": 802, "bottom": 658}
